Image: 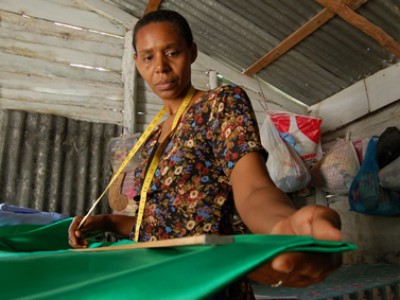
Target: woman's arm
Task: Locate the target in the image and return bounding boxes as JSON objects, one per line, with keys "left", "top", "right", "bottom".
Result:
{"left": 231, "top": 151, "right": 296, "bottom": 233}
{"left": 231, "top": 151, "right": 342, "bottom": 287}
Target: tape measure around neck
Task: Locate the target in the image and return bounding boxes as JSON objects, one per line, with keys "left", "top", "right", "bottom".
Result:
{"left": 133, "top": 86, "right": 196, "bottom": 241}
{"left": 78, "top": 86, "right": 195, "bottom": 231}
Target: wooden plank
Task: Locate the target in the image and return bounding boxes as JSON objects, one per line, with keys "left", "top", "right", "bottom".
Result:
{"left": 0, "top": 52, "right": 121, "bottom": 84}
{"left": 77, "top": 0, "right": 138, "bottom": 30}
{"left": 0, "top": 10, "right": 122, "bottom": 44}
{"left": 0, "top": 0, "right": 125, "bottom": 36}
{"left": 1, "top": 88, "right": 123, "bottom": 110}
{"left": 0, "top": 71, "right": 123, "bottom": 101}
{"left": 0, "top": 5, "right": 125, "bottom": 125}
{"left": 144, "top": 0, "right": 162, "bottom": 15}
{"left": 316, "top": 0, "right": 400, "bottom": 57}
{"left": 0, "top": 110, "right": 7, "bottom": 177}
{"left": 72, "top": 234, "right": 234, "bottom": 252}
{"left": 122, "top": 30, "right": 137, "bottom": 134}
{"left": 243, "top": 0, "right": 367, "bottom": 75}
{"left": 365, "top": 63, "right": 400, "bottom": 111}
{"left": 0, "top": 99, "right": 122, "bottom": 125}
{"left": 243, "top": 8, "right": 336, "bottom": 76}
{"left": 1, "top": 37, "right": 122, "bottom": 72}
{"left": 0, "top": 25, "right": 122, "bottom": 57}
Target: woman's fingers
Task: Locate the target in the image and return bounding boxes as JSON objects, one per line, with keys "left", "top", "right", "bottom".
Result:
{"left": 272, "top": 252, "right": 342, "bottom": 275}
{"left": 270, "top": 252, "right": 342, "bottom": 287}
{"left": 272, "top": 205, "right": 342, "bottom": 241}
{"left": 247, "top": 261, "right": 287, "bottom": 286}
{"left": 249, "top": 251, "right": 342, "bottom": 288}
{"left": 254, "top": 205, "right": 343, "bottom": 287}
{"left": 68, "top": 216, "right": 88, "bottom": 248}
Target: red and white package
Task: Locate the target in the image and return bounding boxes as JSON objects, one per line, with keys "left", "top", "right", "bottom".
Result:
{"left": 266, "top": 110, "right": 323, "bottom": 167}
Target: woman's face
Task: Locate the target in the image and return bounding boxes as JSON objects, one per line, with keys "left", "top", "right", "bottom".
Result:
{"left": 134, "top": 22, "right": 196, "bottom": 101}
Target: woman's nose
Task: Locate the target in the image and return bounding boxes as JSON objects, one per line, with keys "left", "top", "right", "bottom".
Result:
{"left": 155, "top": 55, "right": 169, "bottom": 73}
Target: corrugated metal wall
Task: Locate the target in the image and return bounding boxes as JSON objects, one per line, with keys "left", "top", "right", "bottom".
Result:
{"left": 0, "top": 109, "right": 121, "bottom": 216}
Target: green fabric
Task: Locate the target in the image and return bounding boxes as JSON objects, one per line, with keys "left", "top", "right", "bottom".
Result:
{"left": 0, "top": 218, "right": 356, "bottom": 300}
{"left": 0, "top": 217, "right": 72, "bottom": 252}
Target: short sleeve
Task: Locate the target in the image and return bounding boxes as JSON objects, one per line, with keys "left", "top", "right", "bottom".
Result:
{"left": 207, "top": 84, "right": 267, "bottom": 177}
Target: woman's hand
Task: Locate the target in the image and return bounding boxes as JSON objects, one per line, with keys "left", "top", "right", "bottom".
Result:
{"left": 248, "top": 205, "right": 342, "bottom": 288}
{"left": 68, "top": 215, "right": 108, "bottom": 248}
{"left": 232, "top": 153, "right": 343, "bottom": 287}
{"left": 68, "top": 214, "right": 135, "bottom": 248}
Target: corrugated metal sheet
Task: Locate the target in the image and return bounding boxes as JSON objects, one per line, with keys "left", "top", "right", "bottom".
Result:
{"left": 111, "top": 0, "right": 400, "bottom": 106}
{"left": 0, "top": 109, "right": 121, "bottom": 216}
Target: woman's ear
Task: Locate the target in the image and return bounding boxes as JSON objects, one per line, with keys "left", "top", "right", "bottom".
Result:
{"left": 191, "top": 42, "right": 198, "bottom": 63}
{"left": 133, "top": 53, "right": 138, "bottom": 62}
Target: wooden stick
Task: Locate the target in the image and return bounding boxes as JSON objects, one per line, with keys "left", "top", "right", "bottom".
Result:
{"left": 71, "top": 235, "right": 235, "bottom": 252}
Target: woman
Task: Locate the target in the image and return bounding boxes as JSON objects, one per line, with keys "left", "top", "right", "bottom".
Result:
{"left": 69, "top": 10, "right": 342, "bottom": 299}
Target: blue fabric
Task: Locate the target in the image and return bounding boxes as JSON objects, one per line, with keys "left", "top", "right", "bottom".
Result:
{"left": 0, "top": 203, "right": 69, "bottom": 226}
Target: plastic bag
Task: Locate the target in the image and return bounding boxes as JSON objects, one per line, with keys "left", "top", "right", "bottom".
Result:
{"left": 348, "top": 136, "right": 400, "bottom": 216}
{"left": 267, "top": 110, "right": 323, "bottom": 168}
{"left": 260, "top": 113, "right": 311, "bottom": 193}
{"left": 376, "top": 126, "right": 400, "bottom": 169}
{"left": 109, "top": 133, "right": 141, "bottom": 172}
{"left": 352, "top": 138, "right": 370, "bottom": 165}
{"left": 310, "top": 139, "right": 360, "bottom": 195}
{"left": 108, "top": 133, "right": 141, "bottom": 215}
{"left": 379, "top": 156, "right": 400, "bottom": 191}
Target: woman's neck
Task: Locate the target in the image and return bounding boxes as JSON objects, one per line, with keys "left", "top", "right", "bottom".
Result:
{"left": 163, "top": 100, "right": 183, "bottom": 116}
{"left": 162, "top": 85, "right": 195, "bottom": 116}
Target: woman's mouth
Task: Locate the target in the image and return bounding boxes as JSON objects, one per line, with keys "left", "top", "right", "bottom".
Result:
{"left": 156, "top": 81, "right": 175, "bottom": 91}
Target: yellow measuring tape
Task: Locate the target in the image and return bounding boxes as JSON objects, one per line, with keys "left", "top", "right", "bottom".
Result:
{"left": 134, "top": 86, "right": 196, "bottom": 241}
{"left": 78, "top": 86, "right": 196, "bottom": 238}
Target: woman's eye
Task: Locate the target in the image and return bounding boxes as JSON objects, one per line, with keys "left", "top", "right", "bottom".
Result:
{"left": 166, "top": 51, "right": 178, "bottom": 57}
{"left": 142, "top": 55, "right": 153, "bottom": 62}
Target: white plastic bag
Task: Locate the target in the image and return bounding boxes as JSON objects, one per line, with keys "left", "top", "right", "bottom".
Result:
{"left": 260, "top": 113, "right": 311, "bottom": 193}
{"left": 379, "top": 156, "right": 400, "bottom": 191}
{"left": 267, "top": 110, "right": 323, "bottom": 168}
{"left": 310, "top": 139, "right": 360, "bottom": 194}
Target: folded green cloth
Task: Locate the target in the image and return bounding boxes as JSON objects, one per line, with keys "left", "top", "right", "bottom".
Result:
{"left": 0, "top": 218, "right": 356, "bottom": 299}
{"left": 0, "top": 217, "right": 72, "bottom": 252}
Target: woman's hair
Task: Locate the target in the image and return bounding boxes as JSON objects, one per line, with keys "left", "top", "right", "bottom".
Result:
{"left": 132, "top": 10, "right": 193, "bottom": 52}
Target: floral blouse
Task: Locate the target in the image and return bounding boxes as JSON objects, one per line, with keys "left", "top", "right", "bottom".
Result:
{"left": 132, "top": 84, "right": 266, "bottom": 242}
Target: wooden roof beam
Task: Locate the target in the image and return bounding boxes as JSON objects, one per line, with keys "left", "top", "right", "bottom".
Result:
{"left": 243, "top": 0, "right": 367, "bottom": 76}
{"left": 316, "top": 0, "right": 400, "bottom": 57}
{"left": 144, "top": 0, "right": 162, "bottom": 15}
